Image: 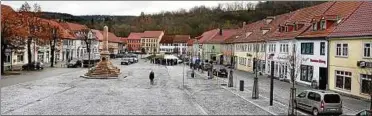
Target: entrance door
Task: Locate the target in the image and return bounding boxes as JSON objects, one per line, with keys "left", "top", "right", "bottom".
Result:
{"left": 220, "top": 55, "right": 224, "bottom": 65}
{"left": 319, "top": 67, "right": 328, "bottom": 90}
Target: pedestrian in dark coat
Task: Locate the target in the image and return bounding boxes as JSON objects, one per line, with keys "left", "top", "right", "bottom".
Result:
{"left": 149, "top": 70, "right": 155, "bottom": 85}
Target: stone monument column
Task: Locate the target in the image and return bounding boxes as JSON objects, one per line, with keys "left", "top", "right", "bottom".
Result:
{"left": 82, "top": 25, "right": 120, "bottom": 78}
{"left": 101, "top": 26, "right": 110, "bottom": 60}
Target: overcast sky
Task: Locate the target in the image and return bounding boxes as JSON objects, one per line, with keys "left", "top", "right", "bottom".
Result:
{"left": 2, "top": 1, "right": 257, "bottom": 16}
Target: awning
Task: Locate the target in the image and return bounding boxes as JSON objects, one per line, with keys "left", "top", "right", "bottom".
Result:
{"left": 164, "top": 55, "right": 178, "bottom": 60}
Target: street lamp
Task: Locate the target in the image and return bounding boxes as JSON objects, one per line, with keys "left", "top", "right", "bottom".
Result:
{"left": 252, "top": 44, "right": 259, "bottom": 99}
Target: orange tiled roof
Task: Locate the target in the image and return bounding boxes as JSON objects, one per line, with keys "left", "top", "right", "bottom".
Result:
{"left": 142, "top": 31, "right": 164, "bottom": 38}
{"left": 128, "top": 32, "right": 143, "bottom": 39}
{"left": 198, "top": 29, "right": 219, "bottom": 44}
{"left": 187, "top": 39, "right": 195, "bottom": 46}
{"left": 204, "top": 29, "right": 238, "bottom": 44}
{"left": 267, "top": 2, "right": 335, "bottom": 41}
{"left": 233, "top": 20, "right": 265, "bottom": 43}
{"left": 173, "top": 35, "right": 190, "bottom": 43}
{"left": 92, "top": 29, "right": 103, "bottom": 41}
{"left": 329, "top": 2, "right": 372, "bottom": 37}
{"left": 160, "top": 35, "right": 174, "bottom": 43}
{"left": 59, "top": 22, "right": 88, "bottom": 31}
{"left": 298, "top": 1, "right": 363, "bottom": 38}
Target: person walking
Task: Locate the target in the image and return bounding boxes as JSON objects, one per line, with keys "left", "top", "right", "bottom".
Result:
{"left": 149, "top": 70, "right": 155, "bottom": 85}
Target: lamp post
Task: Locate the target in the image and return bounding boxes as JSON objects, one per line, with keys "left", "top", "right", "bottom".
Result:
{"left": 252, "top": 44, "right": 259, "bottom": 99}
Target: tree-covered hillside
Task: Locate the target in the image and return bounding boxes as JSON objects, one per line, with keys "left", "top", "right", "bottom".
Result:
{"left": 40, "top": 1, "right": 325, "bottom": 37}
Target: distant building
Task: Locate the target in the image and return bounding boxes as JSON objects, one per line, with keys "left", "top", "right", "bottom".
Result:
{"left": 140, "top": 31, "right": 164, "bottom": 54}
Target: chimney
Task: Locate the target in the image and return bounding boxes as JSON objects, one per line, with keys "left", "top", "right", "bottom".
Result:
{"left": 219, "top": 28, "right": 223, "bottom": 35}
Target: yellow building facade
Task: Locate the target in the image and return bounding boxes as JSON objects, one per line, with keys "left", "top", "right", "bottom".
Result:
{"left": 329, "top": 38, "right": 372, "bottom": 99}
{"left": 235, "top": 42, "right": 266, "bottom": 73}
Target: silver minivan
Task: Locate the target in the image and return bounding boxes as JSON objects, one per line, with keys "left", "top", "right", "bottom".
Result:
{"left": 295, "top": 90, "right": 343, "bottom": 115}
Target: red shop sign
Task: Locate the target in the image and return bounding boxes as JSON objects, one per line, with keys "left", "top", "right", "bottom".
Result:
{"left": 310, "top": 59, "right": 326, "bottom": 64}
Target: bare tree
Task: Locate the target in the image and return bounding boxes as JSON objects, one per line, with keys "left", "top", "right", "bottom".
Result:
{"left": 287, "top": 43, "right": 303, "bottom": 116}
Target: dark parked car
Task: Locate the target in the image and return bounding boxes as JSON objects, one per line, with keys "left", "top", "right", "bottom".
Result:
{"left": 116, "top": 53, "right": 125, "bottom": 58}
{"left": 22, "top": 61, "right": 44, "bottom": 70}
{"left": 67, "top": 60, "right": 82, "bottom": 68}
{"left": 213, "top": 68, "right": 228, "bottom": 78}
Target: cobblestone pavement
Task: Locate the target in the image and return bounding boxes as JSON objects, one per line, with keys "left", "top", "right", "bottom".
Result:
{"left": 2, "top": 60, "right": 368, "bottom": 115}
{"left": 1, "top": 60, "right": 202, "bottom": 115}
{"left": 192, "top": 64, "right": 370, "bottom": 115}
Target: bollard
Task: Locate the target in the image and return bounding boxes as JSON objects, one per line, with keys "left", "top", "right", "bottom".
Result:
{"left": 240, "top": 80, "right": 244, "bottom": 91}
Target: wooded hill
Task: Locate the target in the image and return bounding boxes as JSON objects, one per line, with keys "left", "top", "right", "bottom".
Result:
{"left": 40, "top": 1, "right": 325, "bottom": 38}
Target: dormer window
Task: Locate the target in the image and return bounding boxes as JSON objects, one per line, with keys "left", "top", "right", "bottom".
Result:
{"left": 245, "top": 32, "right": 252, "bottom": 37}
{"left": 312, "top": 23, "right": 318, "bottom": 31}
{"left": 320, "top": 20, "right": 326, "bottom": 30}
{"left": 285, "top": 26, "right": 288, "bottom": 32}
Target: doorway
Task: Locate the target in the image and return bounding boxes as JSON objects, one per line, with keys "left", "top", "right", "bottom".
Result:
{"left": 220, "top": 55, "right": 224, "bottom": 65}
{"left": 319, "top": 67, "right": 328, "bottom": 90}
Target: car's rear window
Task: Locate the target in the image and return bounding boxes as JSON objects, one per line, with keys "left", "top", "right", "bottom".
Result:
{"left": 324, "top": 94, "right": 341, "bottom": 103}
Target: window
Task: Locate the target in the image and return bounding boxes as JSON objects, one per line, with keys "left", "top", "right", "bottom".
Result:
{"left": 307, "top": 92, "right": 315, "bottom": 100}
{"left": 361, "top": 74, "right": 372, "bottom": 94}
{"left": 301, "top": 43, "right": 314, "bottom": 55}
{"left": 335, "top": 70, "right": 352, "bottom": 90}
{"left": 342, "top": 44, "right": 348, "bottom": 56}
{"left": 320, "top": 20, "right": 326, "bottom": 30}
{"left": 300, "top": 65, "right": 313, "bottom": 82}
{"left": 297, "top": 91, "right": 307, "bottom": 98}
{"left": 364, "top": 43, "right": 371, "bottom": 58}
{"left": 280, "top": 44, "right": 289, "bottom": 53}
{"left": 320, "top": 42, "right": 325, "bottom": 55}
{"left": 5, "top": 54, "right": 11, "bottom": 63}
{"left": 324, "top": 94, "right": 340, "bottom": 103}
{"left": 312, "top": 23, "right": 317, "bottom": 31}
{"left": 17, "top": 53, "right": 24, "bottom": 62}
{"left": 261, "top": 44, "right": 265, "bottom": 52}
{"left": 248, "top": 59, "right": 251, "bottom": 67}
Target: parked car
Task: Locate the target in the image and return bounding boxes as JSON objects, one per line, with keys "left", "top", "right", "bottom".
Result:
{"left": 116, "top": 53, "right": 125, "bottom": 58}
{"left": 213, "top": 68, "right": 228, "bottom": 78}
{"left": 121, "top": 58, "right": 130, "bottom": 65}
{"left": 295, "top": 90, "right": 342, "bottom": 115}
{"left": 356, "top": 110, "right": 372, "bottom": 116}
{"left": 22, "top": 61, "right": 44, "bottom": 70}
{"left": 67, "top": 59, "right": 82, "bottom": 68}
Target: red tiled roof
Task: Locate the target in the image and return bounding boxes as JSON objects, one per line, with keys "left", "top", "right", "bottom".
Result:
{"left": 267, "top": 2, "right": 335, "bottom": 41}
{"left": 127, "top": 32, "right": 142, "bottom": 39}
{"left": 160, "top": 35, "right": 174, "bottom": 43}
{"left": 92, "top": 29, "right": 103, "bottom": 41}
{"left": 198, "top": 29, "right": 219, "bottom": 44}
{"left": 121, "top": 37, "right": 128, "bottom": 44}
{"left": 187, "top": 39, "right": 195, "bottom": 46}
{"left": 298, "top": 1, "right": 363, "bottom": 38}
{"left": 233, "top": 20, "right": 266, "bottom": 43}
{"left": 329, "top": 2, "right": 372, "bottom": 37}
{"left": 44, "top": 19, "right": 75, "bottom": 39}
{"left": 204, "top": 29, "right": 238, "bottom": 44}
{"left": 173, "top": 35, "right": 190, "bottom": 43}
{"left": 142, "top": 31, "right": 164, "bottom": 38}
{"left": 59, "top": 22, "right": 88, "bottom": 31}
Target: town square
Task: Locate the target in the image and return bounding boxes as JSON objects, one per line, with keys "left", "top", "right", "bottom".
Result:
{"left": 1, "top": 1, "right": 372, "bottom": 115}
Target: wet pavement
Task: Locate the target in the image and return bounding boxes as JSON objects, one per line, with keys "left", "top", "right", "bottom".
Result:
{"left": 1, "top": 59, "right": 369, "bottom": 115}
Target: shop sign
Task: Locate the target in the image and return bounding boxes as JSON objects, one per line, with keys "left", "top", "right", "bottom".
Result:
{"left": 357, "top": 61, "right": 372, "bottom": 68}
{"left": 310, "top": 59, "right": 326, "bottom": 64}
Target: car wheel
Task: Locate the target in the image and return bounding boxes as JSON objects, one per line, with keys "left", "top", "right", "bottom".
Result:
{"left": 312, "top": 108, "right": 319, "bottom": 116}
